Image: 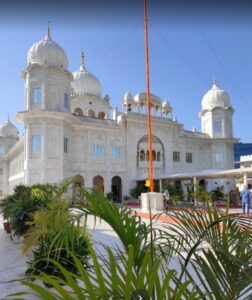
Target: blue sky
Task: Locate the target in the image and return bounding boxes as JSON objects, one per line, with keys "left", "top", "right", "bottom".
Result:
{"left": 0, "top": 0, "right": 252, "bottom": 142}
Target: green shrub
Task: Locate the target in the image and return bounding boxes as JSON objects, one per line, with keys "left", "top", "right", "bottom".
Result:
{"left": 0, "top": 185, "right": 51, "bottom": 237}
{"left": 129, "top": 186, "right": 143, "bottom": 199}
{"left": 26, "top": 223, "right": 89, "bottom": 284}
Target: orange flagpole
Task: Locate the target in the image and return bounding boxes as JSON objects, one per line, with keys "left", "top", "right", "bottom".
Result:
{"left": 144, "top": 0, "right": 154, "bottom": 192}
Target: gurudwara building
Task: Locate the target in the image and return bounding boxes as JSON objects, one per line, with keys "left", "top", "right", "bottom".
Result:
{"left": 0, "top": 29, "right": 238, "bottom": 201}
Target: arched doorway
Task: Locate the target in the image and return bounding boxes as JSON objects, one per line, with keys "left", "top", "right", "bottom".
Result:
{"left": 72, "top": 175, "right": 84, "bottom": 202}
{"left": 111, "top": 176, "right": 122, "bottom": 203}
{"left": 87, "top": 109, "right": 95, "bottom": 117}
{"left": 93, "top": 175, "right": 104, "bottom": 194}
{"left": 98, "top": 112, "right": 105, "bottom": 119}
{"left": 74, "top": 108, "right": 83, "bottom": 116}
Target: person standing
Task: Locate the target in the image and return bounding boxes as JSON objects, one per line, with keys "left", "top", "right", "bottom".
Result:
{"left": 241, "top": 184, "right": 252, "bottom": 214}
{"left": 163, "top": 189, "right": 170, "bottom": 211}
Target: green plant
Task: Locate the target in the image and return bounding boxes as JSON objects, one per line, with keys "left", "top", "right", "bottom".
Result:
{"left": 106, "top": 191, "right": 113, "bottom": 201}
{"left": 22, "top": 180, "right": 90, "bottom": 281}
{"left": 210, "top": 187, "right": 224, "bottom": 202}
{"left": 79, "top": 189, "right": 150, "bottom": 269}
{"left": 129, "top": 186, "right": 143, "bottom": 199}
{"left": 123, "top": 195, "right": 131, "bottom": 201}
{"left": 157, "top": 200, "right": 252, "bottom": 299}
{"left": 0, "top": 185, "right": 51, "bottom": 237}
{"left": 6, "top": 188, "right": 252, "bottom": 299}
{"left": 26, "top": 223, "right": 89, "bottom": 283}
{"left": 167, "top": 185, "right": 184, "bottom": 202}
{"left": 8, "top": 243, "right": 199, "bottom": 300}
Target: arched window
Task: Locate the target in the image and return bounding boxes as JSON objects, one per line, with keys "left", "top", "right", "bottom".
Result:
{"left": 93, "top": 175, "right": 104, "bottom": 194}
{"left": 157, "top": 151, "right": 161, "bottom": 161}
{"left": 87, "top": 109, "right": 95, "bottom": 117}
{"left": 152, "top": 150, "right": 156, "bottom": 161}
{"left": 140, "top": 150, "right": 145, "bottom": 161}
{"left": 98, "top": 112, "right": 105, "bottom": 119}
{"left": 146, "top": 151, "right": 149, "bottom": 161}
{"left": 74, "top": 108, "right": 83, "bottom": 116}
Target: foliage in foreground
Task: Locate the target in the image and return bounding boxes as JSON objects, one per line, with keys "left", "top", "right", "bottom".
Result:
{"left": 0, "top": 185, "right": 51, "bottom": 236}
{"left": 3, "top": 184, "right": 252, "bottom": 299}
{"left": 22, "top": 181, "right": 90, "bottom": 280}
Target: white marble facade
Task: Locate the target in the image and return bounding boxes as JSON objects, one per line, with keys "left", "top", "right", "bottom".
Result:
{"left": 0, "top": 29, "right": 238, "bottom": 201}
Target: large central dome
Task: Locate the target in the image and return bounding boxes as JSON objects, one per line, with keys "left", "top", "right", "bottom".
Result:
{"left": 72, "top": 52, "right": 101, "bottom": 97}
{"left": 202, "top": 80, "right": 230, "bottom": 111}
{"left": 27, "top": 27, "right": 68, "bottom": 69}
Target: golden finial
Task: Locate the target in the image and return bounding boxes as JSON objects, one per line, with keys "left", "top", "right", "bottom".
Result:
{"left": 213, "top": 76, "right": 217, "bottom": 85}
{"left": 47, "top": 21, "right": 51, "bottom": 37}
{"left": 81, "top": 50, "right": 85, "bottom": 65}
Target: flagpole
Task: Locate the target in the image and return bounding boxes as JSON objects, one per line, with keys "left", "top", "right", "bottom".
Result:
{"left": 144, "top": 0, "right": 154, "bottom": 192}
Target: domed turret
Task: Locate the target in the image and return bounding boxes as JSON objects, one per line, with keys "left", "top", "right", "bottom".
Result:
{"left": 0, "top": 118, "right": 18, "bottom": 138}
{"left": 122, "top": 92, "right": 134, "bottom": 111}
{"left": 72, "top": 52, "right": 101, "bottom": 97}
{"left": 200, "top": 80, "right": 234, "bottom": 138}
{"left": 161, "top": 100, "right": 172, "bottom": 115}
{"left": 27, "top": 25, "right": 68, "bottom": 69}
{"left": 201, "top": 80, "right": 230, "bottom": 111}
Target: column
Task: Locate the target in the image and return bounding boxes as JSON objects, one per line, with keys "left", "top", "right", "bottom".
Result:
{"left": 3, "top": 160, "right": 9, "bottom": 196}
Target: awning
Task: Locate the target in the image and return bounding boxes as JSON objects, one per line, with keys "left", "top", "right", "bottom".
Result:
{"left": 136, "top": 167, "right": 252, "bottom": 181}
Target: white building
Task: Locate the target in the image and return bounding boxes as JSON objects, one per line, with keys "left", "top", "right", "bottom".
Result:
{"left": 0, "top": 29, "right": 238, "bottom": 201}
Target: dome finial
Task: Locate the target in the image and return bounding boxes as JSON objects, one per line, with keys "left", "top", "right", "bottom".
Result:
{"left": 47, "top": 21, "right": 51, "bottom": 37}
{"left": 213, "top": 76, "right": 217, "bottom": 86}
{"left": 81, "top": 50, "right": 85, "bottom": 66}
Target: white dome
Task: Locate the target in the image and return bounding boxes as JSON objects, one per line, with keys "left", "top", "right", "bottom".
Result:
{"left": 124, "top": 92, "right": 133, "bottom": 101}
{"left": 202, "top": 81, "right": 230, "bottom": 111}
{"left": 134, "top": 92, "right": 161, "bottom": 106}
{"left": 27, "top": 30, "right": 68, "bottom": 69}
{"left": 122, "top": 92, "right": 134, "bottom": 105}
{"left": 0, "top": 119, "right": 18, "bottom": 138}
{"left": 72, "top": 54, "right": 101, "bottom": 97}
{"left": 162, "top": 100, "right": 171, "bottom": 109}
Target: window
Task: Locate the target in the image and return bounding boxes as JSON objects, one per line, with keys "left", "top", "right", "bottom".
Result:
{"left": 112, "top": 146, "right": 121, "bottom": 159}
{"left": 92, "top": 144, "right": 104, "bottom": 158}
{"left": 214, "top": 120, "right": 222, "bottom": 133}
{"left": 0, "top": 146, "right": 4, "bottom": 155}
{"left": 140, "top": 150, "right": 145, "bottom": 161}
{"left": 0, "top": 190, "right": 2, "bottom": 197}
{"left": 33, "top": 88, "right": 42, "bottom": 104}
{"left": 152, "top": 150, "right": 156, "bottom": 161}
{"left": 64, "top": 138, "right": 68, "bottom": 153}
{"left": 157, "top": 152, "right": 161, "bottom": 161}
{"left": 64, "top": 93, "right": 68, "bottom": 109}
{"left": 186, "top": 152, "right": 193, "bottom": 163}
{"left": 215, "top": 152, "right": 224, "bottom": 162}
{"left": 0, "top": 168, "right": 3, "bottom": 175}
{"left": 173, "top": 151, "right": 180, "bottom": 163}
{"left": 32, "top": 135, "right": 41, "bottom": 152}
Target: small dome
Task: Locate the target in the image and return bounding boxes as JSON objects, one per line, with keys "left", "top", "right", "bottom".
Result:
{"left": 27, "top": 27, "right": 68, "bottom": 69}
{"left": 124, "top": 92, "right": 133, "bottom": 101}
{"left": 202, "top": 80, "right": 230, "bottom": 111}
{"left": 134, "top": 92, "right": 161, "bottom": 106}
{"left": 72, "top": 52, "right": 101, "bottom": 97}
{"left": 161, "top": 100, "right": 172, "bottom": 115}
{"left": 0, "top": 118, "right": 18, "bottom": 138}
{"left": 162, "top": 100, "right": 171, "bottom": 109}
{"left": 122, "top": 92, "right": 134, "bottom": 106}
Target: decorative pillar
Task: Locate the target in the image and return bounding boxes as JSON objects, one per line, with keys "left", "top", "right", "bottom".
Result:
{"left": 193, "top": 176, "right": 198, "bottom": 206}
{"left": 159, "top": 178, "right": 162, "bottom": 192}
{"left": 243, "top": 172, "right": 247, "bottom": 187}
{"left": 2, "top": 160, "right": 9, "bottom": 196}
